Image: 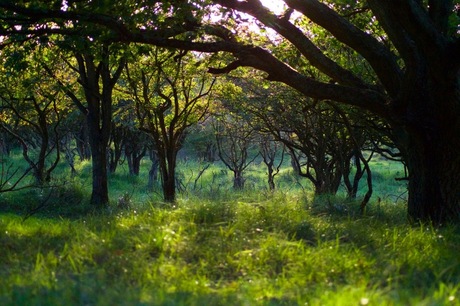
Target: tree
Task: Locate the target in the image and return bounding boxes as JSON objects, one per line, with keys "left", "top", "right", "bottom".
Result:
{"left": 257, "top": 133, "right": 285, "bottom": 191}
{"left": 57, "top": 43, "right": 125, "bottom": 207}
{"left": 207, "top": 0, "right": 460, "bottom": 223}
{"left": 0, "top": 46, "right": 69, "bottom": 185}
{"left": 124, "top": 48, "right": 215, "bottom": 202}
{"left": 1, "top": 1, "right": 459, "bottom": 223}
{"left": 116, "top": 100, "right": 150, "bottom": 176}
{"left": 213, "top": 112, "right": 259, "bottom": 190}
{"left": 186, "top": 119, "right": 219, "bottom": 162}
{"left": 228, "top": 77, "right": 372, "bottom": 199}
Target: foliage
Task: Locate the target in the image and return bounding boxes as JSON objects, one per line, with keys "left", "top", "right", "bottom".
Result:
{"left": 124, "top": 46, "right": 215, "bottom": 202}
{"left": 0, "top": 44, "right": 74, "bottom": 185}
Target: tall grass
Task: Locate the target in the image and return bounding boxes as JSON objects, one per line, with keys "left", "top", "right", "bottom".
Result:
{"left": 0, "top": 155, "right": 458, "bottom": 305}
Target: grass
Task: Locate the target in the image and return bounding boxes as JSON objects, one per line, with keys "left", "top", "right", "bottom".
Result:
{"left": 0, "top": 156, "right": 459, "bottom": 305}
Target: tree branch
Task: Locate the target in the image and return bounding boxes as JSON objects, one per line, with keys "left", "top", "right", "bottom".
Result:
{"left": 283, "top": 0, "right": 402, "bottom": 97}
{"left": 209, "top": 46, "right": 390, "bottom": 118}
{"left": 213, "top": 0, "right": 371, "bottom": 89}
{"left": 368, "top": 0, "right": 449, "bottom": 63}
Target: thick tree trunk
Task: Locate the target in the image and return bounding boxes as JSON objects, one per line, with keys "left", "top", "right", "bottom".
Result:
{"left": 398, "top": 75, "right": 460, "bottom": 224}
{"left": 162, "top": 176, "right": 176, "bottom": 202}
{"left": 89, "top": 141, "right": 109, "bottom": 207}
{"left": 86, "top": 100, "right": 111, "bottom": 207}
{"left": 403, "top": 129, "right": 460, "bottom": 224}
{"left": 33, "top": 137, "right": 48, "bottom": 185}
{"left": 161, "top": 166, "right": 176, "bottom": 203}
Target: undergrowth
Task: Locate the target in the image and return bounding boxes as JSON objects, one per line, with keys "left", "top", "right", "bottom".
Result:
{"left": 0, "top": 158, "right": 458, "bottom": 305}
{"left": 0, "top": 193, "right": 459, "bottom": 305}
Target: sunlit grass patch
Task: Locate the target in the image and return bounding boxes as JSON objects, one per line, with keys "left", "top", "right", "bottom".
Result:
{"left": 1, "top": 155, "right": 459, "bottom": 305}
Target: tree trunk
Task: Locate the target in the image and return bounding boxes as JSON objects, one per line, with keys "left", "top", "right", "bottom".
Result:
{"left": 205, "top": 142, "right": 217, "bottom": 162}
{"left": 163, "top": 176, "right": 176, "bottom": 202}
{"left": 267, "top": 168, "right": 275, "bottom": 191}
{"left": 288, "top": 151, "right": 300, "bottom": 174}
{"left": 108, "top": 125, "right": 125, "bottom": 174}
{"left": 127, "top": 147, "right": 146, "bottom": 176}
{"left": 75, "top": 123, "right": 91, "bottom": 161}
{"left": 343, "top": 152, "right": 364, "bottom": 199}
{"left": 33, "top": 136, "right": 48, "bottom": 185}
{"left": 397, "top": 74, "right": 460, "bottom": 224}
{"left": 161, "top": 164, "right": 176, "bottom": 202}
{"left": 233, "top": 171, "right": 245, "bottom": 189}
{"left": 148, "top": 149, "right": 159, "bottom": 190}
{"left": 312, "top": 164, "right": 342, "bottom": 196}
{"left": 313, "top": 181, "right": 340, "bottom": 195}
{"left": 265, "top": 160, "right": 276, "bottom": 191}
{"left": 159, "top": 150, "right": 177, "bottom": 203}
{"left": 0, "top": 132, "right": 10, "bottom": 156}
{"left": 89, "top": 140, "right": 109, "bottom": 207}
{"left": 403, "top": 129, "right": 460, "bottom": 224}
{"left": 86, "top": 100, "right": 111, "bottom": 207}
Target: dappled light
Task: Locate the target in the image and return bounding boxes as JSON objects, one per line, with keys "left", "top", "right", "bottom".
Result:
{"left": 1, "top": 0, "right": 459, "bottom": 304}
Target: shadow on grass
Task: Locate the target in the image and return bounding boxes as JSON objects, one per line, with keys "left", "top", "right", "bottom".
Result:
{"left": 0, "top": 182, "right": 96, "bottom": 220}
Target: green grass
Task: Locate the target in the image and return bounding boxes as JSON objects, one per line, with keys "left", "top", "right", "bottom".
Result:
{"left": 0, "top": 156, "right": 459, "bottom": 305}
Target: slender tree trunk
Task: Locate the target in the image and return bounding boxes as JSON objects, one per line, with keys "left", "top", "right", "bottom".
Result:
{"left": 267, "top": 165, "right": 275, "bottom": 191}
{"left": 132, "top": 153, "right": 142, "bottom": 175}
{"left": 75, "top": 123, "right": 91, "bottom": 161}
{"left": 288, "top": 151, "right": 300, "bottom": 174}
{"left": 343, "top": 151, "right": 366, "bottom": 200}
{"left": 33, "top": 135, "right": 48, "bottom": 185}
{"left": 148, "top": 149, "right": 159, "bottom": 190}
{"left": 233, "top": 170, "right": 245, "bottom": 189}
{"left": 0, "top": 132, "right": 10, "bottom": 156}
{"left": 312, "top": 165, "right": 342, "bottom": 196}
{"left": 108, "top": 125, "right": 124, "bottom": 174}
{"left": 358, "top": 151, "right": 373, "bottom": 213}
{"left": 205, "top": 142, "right": 217, "bottom": 162}
{"left": 127, "top": 147, "right": 146, "bottom": 176}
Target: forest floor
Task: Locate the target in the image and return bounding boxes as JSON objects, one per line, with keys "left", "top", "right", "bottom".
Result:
{"left": 0, "top": 158, "right": 459, "bottom": 305}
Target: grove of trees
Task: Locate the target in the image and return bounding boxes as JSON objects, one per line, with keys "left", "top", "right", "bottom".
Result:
{"left": 0, "top": 1, "right": 459, "bottom": 224}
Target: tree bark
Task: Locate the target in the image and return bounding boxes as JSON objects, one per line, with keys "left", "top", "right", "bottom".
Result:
{"left": 393, "top": 64, "right": 460, "bottom": 223}
{"left": 160, "top": 150, "right": 177, "bottom": 203}
{"left": 75, "top": 120, "right": 91, "bottom": 161}
{"left": 127, "top": 146, "right": 146, "bottom": 176}
{"left": 401, "top": 122, "right": 460, "bottom": 223}
{"left": 147, "top": 149, "right": 159, "bottom": 190}
{"left": 313, "top": 170, "right": 342, "bottom": 195}
{"left": 0, "top": 132, "right": 10, "bottom": 156}
{"left": 74, "top": 47, "right": 125, "bottom": 207}
{"left": 267, "top": 166, "right": 275, "bottom": 191}
{"left": 233, "top": 170, "right": 245, "bottom": 190}
{"left": 89, "top": 140, "right": 109, "bottom": 206}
